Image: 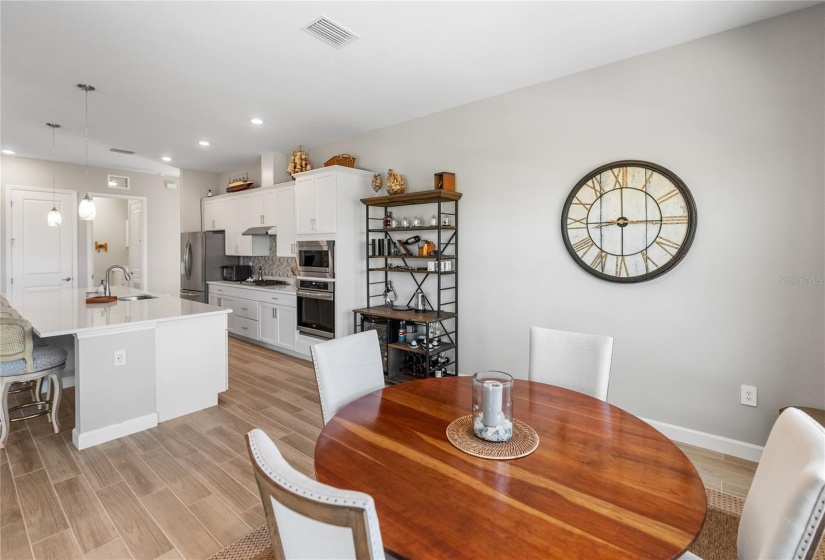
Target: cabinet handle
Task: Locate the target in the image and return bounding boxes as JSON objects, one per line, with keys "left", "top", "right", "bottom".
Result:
{"left": 241, "top": 307, "right": 248, "bottom": 311}
{"left": 273, "top": 308, "right": 278, "bottom": 319}
{"left": 241, "top": 326, "right": 248, "bottom": 331}
{"left": 212, "top": 219, "right": 215, "bottom": 229}
{"left": 260, "top": 215, "right": 264, "bottom": 225}
{"left": 311, "top": 218, "right": 316, "bottom": 231}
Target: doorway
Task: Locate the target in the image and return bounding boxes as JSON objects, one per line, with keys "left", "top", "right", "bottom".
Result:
{"left": 85, "top": 193, "right": 147, "bottom": 290}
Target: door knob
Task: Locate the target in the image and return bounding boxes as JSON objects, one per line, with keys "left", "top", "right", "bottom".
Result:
{"left": 61, "top": 277, "right": 72, "bottom": 281}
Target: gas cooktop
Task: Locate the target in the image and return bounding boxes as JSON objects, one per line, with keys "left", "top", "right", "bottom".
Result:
{"left": 239, "top": 279, "right": 290, "bottom": 287}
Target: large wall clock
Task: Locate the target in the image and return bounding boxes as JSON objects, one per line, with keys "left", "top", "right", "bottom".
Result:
{"left": 561, "top": 160, "right": 697, "bottom": 283}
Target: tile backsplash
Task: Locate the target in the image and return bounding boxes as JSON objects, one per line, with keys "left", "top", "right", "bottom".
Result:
{"left": 248, "top": 236, "right": 296, "bottom": 277}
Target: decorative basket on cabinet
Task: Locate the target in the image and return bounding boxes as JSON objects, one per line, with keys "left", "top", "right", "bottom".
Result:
{"left": 324, "top": 154, "right": 356, "bottom": 168}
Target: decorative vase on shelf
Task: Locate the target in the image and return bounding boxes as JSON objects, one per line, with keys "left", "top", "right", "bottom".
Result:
{"left": 372, "top": 173, "right": 383, "bottom": 193}
{"left": 387, "top": 169, "right": 405, "bottom": 195}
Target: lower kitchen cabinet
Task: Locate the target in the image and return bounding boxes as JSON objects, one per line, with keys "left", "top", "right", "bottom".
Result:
{"left": 208, "top": 282, "right": 297, "bottom": 351}
{"left": 258, "top": 302, "right": 296, "bottom": 349}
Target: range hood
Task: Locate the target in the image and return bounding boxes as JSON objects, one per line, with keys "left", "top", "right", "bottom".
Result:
{"left": 242, "top": 226, "right": 277, "bottom": 236}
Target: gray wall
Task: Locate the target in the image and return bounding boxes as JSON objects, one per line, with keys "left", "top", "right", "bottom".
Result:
{"left": 1, "top": 156, "right": 180, "bottom": 295}
{"left": 218, "top": 161, "right": 261, "bottom": 195}
{"left": 313, "top": 7, "right": 825, "bottom": 446}
{"left": 180, "top": 168, "right": 219, "bottom": 233}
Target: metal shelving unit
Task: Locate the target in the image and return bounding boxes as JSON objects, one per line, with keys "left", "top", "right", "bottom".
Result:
{"left": 353, "top": 190, "right": 461, "bottom": 380}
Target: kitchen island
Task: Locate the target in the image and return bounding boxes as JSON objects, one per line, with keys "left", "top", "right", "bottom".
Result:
{"left": 2, "top": 287, "right": 230, "bottom": 449}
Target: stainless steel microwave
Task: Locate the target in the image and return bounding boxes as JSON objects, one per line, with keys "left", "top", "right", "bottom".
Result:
{"left": 296, "top": 240, "right": 334, "bottom": 278}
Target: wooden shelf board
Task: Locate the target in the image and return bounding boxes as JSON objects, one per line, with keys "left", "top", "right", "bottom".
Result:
{"left": 368, "top": 226, "right": 456, "bottom": 232}
{"left": 361, "top": 190, "right": 462, "bottom": 207}
{"left": 354, "top": 305, "right": 457, "bottom": 322}
{"left": 388, "top": 342, "right": 456, "bottom": 355}
{"left": 368, "top": 255, "right": 456, "bottom": 259}
{"left": 368, "top": 268, "right": 456, "bottom": 275}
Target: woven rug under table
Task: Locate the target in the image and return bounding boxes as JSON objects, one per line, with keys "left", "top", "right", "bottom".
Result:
{"left": 208, "top": 488, "right": 825, "bottom": 560}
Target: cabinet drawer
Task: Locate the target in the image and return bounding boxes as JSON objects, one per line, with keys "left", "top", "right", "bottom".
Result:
{"left": 255, "top": 291, "right": 296, "bottom": 307}
{"left": 209, "top": 284, "right": 254, "bottom": 300}
{"left": 234, "top": 297, "right": 258, "bottom": 320}
{"left": 234, "top": 316, "right": 258, "bottom": 339}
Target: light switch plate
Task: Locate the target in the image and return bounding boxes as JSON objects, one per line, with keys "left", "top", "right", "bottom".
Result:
{"left": 114, "top": 349, "right": 126, "bottom": 367}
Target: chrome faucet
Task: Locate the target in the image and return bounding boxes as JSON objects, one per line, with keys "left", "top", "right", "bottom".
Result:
{"left": 104, "top": 265, "right": 132, "bottom": 296}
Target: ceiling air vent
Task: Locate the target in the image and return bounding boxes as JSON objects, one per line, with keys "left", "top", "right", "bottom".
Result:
{"left": 107, "top": 175, "right": 130, "bottom": 190}
{"left": 302, "top": 16, "right": 359, "bottom": 49}
{"left": 109, "top": 148, "right": 135, "bottom": 155}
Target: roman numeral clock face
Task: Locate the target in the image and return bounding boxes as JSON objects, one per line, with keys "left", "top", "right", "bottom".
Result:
{"left": 561, "top": 161, "right": 697, "bottom": 282}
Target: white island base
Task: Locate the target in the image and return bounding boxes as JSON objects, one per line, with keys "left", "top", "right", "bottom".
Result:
{"left": 2, "top": 288, "right": 230, "bottom": 450}
{"left": 73, "top": 312, "right": 228, "bottom": 449}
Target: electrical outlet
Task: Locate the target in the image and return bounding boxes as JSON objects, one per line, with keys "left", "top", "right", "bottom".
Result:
{"left": 740, "top": 384, "right": 757, "bottom": 407}
{"left": 114, "top": 349, "right": 127, "bottom": 367}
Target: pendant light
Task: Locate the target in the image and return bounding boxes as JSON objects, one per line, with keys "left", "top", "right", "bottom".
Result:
{"left": 46, "top": 123, "right": 62, "bottom": 227}
{"left": 77, "top": 83, "right": 96, "bottom": 221}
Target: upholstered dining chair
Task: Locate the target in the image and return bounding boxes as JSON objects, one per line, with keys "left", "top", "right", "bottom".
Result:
{"left": 246, "top": 429, "right": 386, "bottom": 560}
{"left": 0, "top": 316, "right": 66, "bottom": 448}
{"left": 681, "top": 407, "right": 825, "bottom": 560}
{"left": 311, "top": 330, "right": 385, "bottom": 425}
{"left": 528, "top": 326, "right": 614, "bottom": 401}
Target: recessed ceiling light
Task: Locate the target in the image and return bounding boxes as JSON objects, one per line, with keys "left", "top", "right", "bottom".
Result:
{"left": 161, "top": 156, "right": 172, "bottom": 162}
{"left": 2, "top": 149, "right": 15, "bottom": 155}
{"left": 250, "top": 118, "right": 264, "bottom": 125}
{"left": 199, "top": 140, "right": 210, "bottom": 146}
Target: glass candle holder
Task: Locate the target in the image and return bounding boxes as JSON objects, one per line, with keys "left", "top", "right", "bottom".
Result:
{"left": 472, "top": 371, "right": 513, "bottom": 442}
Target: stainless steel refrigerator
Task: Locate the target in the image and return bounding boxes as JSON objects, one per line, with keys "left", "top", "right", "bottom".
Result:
{"left": 180, "top": 232, "right": 237, "bottom": 303}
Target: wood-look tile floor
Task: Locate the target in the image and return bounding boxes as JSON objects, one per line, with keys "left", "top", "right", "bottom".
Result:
{"left": 1, "top": 337, "right": 760, "bottom": 560}
{"left": 0, "top": 338, "right": 322, "bottom": 560}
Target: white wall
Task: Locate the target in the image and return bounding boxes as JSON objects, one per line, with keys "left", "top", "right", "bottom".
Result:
{"left": 217, "top": 161, "right": 261, "bottom": 195}
{"left": 1, "top": 156, "right": 180, "bottom": 295}
{"left": 313, "top": 7, "right": 825, "bottom": 447}
{"left": 92, "top": 197, "right": 129, "bottom": 287}
{"left": 180, "top": 168, "right": 218, "bottom": 233}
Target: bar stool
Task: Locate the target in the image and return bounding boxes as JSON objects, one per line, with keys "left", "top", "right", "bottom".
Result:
{"left": 0, "top": 306, "right": 48, "bottom": 403}
{"left": 0, "top": 316, "right": 66, "bottom": 448}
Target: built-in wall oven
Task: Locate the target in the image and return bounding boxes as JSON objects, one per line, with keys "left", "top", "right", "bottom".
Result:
{"left": 296, "top": 278, "right": 335, "bottom": 339}
{"left": 296, "top": 240, "right": 334, "bottom": 278}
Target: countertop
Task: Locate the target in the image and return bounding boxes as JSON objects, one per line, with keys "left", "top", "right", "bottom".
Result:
{"left": 207, "top": 280, "right": 297, "bottom": 296}
{"left": 2, "top": 287, "right": 230, "bottom": 337}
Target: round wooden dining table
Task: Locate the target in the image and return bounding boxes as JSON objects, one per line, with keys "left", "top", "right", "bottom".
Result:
{"left": 314, "top": 376, "right": 707, "bottom": 559}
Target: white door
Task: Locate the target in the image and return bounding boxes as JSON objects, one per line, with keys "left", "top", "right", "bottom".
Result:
{"left": 8, "top": 187, "right": 76, "bottom": 302}
{"left": 128, "top": 200, "right": 143, "bottom": 289}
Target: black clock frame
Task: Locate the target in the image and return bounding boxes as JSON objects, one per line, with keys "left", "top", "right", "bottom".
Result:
{"left": 561, "top": 160, "right": 698, "bottom": 283}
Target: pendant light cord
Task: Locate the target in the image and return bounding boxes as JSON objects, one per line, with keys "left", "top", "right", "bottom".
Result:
{"left": 51, "top": 123, "right": 56, "bottom": 204}
{"left": 84, "top": 87, "right": 89, "bottom": 193}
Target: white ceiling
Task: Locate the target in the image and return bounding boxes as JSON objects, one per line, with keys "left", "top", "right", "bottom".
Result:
{"left": 1, "top": 1, "right": 817, "bottom": 177}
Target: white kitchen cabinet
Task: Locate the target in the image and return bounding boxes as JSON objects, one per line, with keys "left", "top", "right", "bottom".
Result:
{"left": 263, "top": 191, "right": 277, "bottom": 226}
{"left": 275, "top": 185, "right": 296, "bottom": 257}
{"left": 202, "top": 198, "right": 228, "bottom": 231}
{"left": 218, "top": 295, "right": 236, "bottom": 332}
{"left": 295, "top": 170, "right": 336, "bottom": 236}
{"left": 225, "top": 195, "right": 269, "bottom": 256}
{"left": 258, "top": 302, "right": 296, "bottom": 349}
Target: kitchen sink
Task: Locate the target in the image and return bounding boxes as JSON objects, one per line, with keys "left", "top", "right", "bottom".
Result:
{"left": 117, "top": 294, "right": 157, "bottom": 301}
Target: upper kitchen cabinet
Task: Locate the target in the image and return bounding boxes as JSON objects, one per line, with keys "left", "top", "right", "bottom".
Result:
{"left": 275, "top": 184, "right": 296, "bottom": 257}
{"left": 294, "top": 166, "right": 374, "bottom": 239}
{"left": 225, "top": 195, "right": 269, "bottom": 256}
{"left": 295, "top": 170, "right": 336, "bottom": 235}
{"left": 202, "top": 197, "right": 228, "bottom": 231}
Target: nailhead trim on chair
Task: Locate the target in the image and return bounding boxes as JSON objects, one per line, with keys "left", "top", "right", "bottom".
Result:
{"left": 248, "top": 432, "right": 383, "bottom": 556}
{"left": 310, "top": 346, "right": 331, "bottom": 424}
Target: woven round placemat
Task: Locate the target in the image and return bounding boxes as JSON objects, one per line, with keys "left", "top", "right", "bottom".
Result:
{"left": 446, "top": 415, "right": 539, "bottom": 460}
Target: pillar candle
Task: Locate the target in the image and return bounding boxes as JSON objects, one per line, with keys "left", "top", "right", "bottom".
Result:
{"left": 482, "top": 380, "right": 503, "bottom": 427}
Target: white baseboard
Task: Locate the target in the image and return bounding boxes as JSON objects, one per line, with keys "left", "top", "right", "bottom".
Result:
{"left": 642, "top": 417, "right": 764, "bottom": 462}
{"left": 72, "top": 413, "right": 158, "bottom": 450}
